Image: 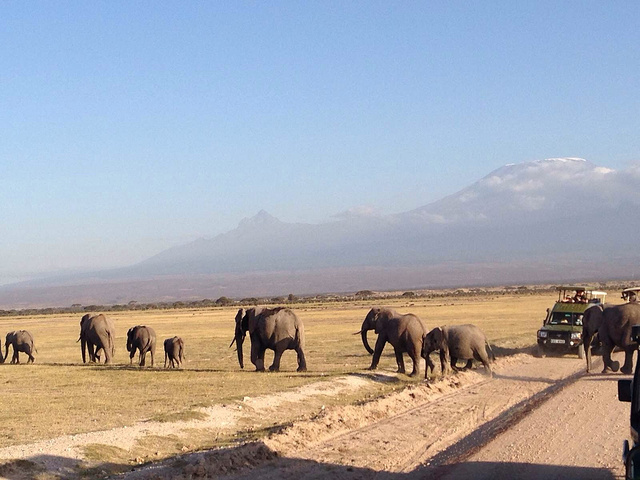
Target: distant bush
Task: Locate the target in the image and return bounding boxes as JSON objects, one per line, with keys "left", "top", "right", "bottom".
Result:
{"left": 215, "top": 296, "right": 233, "bottom": 306}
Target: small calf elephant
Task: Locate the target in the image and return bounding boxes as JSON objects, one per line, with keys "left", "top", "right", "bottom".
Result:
{"left": 421, "top": 324, "right": 495, "bottom": 378}
{"left": 164, "top": 336, "right": 185, "bottom": 368}
{"left": 2, "top": 330, "right": 37, "bottom": 364}
{"left": 126, "top": 325, "right": 156, "bottom": 367}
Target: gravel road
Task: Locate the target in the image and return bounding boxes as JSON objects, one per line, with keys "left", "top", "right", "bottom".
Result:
{"left": 0, "top": 352, "right": 631, "bottom": 480}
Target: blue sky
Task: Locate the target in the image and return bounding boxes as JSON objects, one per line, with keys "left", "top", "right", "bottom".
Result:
{"left": 1, "top": 1, "right": 639, "bottom": 284}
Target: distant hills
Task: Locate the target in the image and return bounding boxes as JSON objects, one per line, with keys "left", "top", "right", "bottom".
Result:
{"left": 2, "top": 158, "right": 639, "bottom": 308}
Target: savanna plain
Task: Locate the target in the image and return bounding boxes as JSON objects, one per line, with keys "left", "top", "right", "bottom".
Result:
{"left": 0, "top": 292, "right": 624, "bottom": 479}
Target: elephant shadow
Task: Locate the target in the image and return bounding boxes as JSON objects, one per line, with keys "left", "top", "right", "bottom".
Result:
{"left": 491, "top": 345, "right": 536, "bottom": 357}
{"left": 0, "top": 443, "right": 617, "bottom": 480}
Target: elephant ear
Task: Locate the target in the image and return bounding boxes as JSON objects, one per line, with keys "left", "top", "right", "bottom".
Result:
{"left": 246, "top": 308, "right": 258, "bottom": 334}
{"left": 427, "top": 327, "right": 444, "bottom": 349}
{"left": 373, "top": 309, "right": 386, "bottom": 334}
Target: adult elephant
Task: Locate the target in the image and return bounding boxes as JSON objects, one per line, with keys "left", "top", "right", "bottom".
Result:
{"left": 358, "top": 307, "right": 434, "bottom": 378}
{"left": 164, "top": 336, "right": 185, "bottom": 368}
{"left": 421, "top": 324, "right": 494, "bottom": 378}
{"left": 2, "top": 330, "right": 37, "bottom": 364}
{"left": 127, "top": 325, "right": 156, "bottom": 367}
{"left": 231, "top": 307, "right": 307, "bottom": 372}
{"left": 582, "top": 304, "right": 609, "bottom": 373}
{"left": 79, "top": 314, "right": 116, "bottom": 364}
{"left": 597, "top": 303, "right": 640, "bottom": 374}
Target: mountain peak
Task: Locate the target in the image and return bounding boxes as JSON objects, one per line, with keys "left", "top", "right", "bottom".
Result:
{"left": 238, "top": 210, "right": 281, "bottom": 229}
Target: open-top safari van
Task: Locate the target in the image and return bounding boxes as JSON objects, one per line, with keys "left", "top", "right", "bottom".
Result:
{"left": 623, "top": 287, "right": 640, "bottom": 303}
{"left": 536, "top": 286, "right": 607, "bottom": 358}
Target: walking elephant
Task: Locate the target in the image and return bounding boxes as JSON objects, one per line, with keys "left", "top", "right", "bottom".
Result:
{"left": 421, "top": 324, "right": 494, "bottom": 378}
{"left": 127, "top": 325, "right": 156, "bottom": 367}
{"left": 164, "top": 336, "right": 185, "bottom": 368}
{"left": 358, "top": 307, "right": 434, "bottom": 378}
{"left": 79, "top": 314, "right": 116, "bottom": 364}
{"left": 231, "top": 307, "right": 307, "bottom": 372}
{"left": 2, "top": 330, "right": 37, "bottom": 364}
{"left": 597, "top": 303, "right": 640, "bottom": 374}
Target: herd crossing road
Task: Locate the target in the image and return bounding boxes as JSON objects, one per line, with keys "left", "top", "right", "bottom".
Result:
{"left": 202, "top": 353, "right": 631, "bottom": 480}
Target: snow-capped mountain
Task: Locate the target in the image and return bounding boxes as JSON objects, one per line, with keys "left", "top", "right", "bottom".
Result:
{"left": 133, "top": 157, "right": 640, "bottom": 274}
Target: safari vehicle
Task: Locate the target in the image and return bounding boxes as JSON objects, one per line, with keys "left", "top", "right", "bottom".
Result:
{"left": 623, "top": 287, "right": 640, "bottom": 303}
{"left": 536, "top": 286, "right": 607, "bottom": 359}
{"left": 617, "top": 324, "right": 640, "bottom": 479}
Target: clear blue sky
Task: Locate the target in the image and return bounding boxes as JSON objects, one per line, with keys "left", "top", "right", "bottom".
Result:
{"left": 1, "top": 1, "right": 638, "bottom": 284}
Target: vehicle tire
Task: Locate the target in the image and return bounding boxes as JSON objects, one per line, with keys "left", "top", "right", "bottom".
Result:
{"left": 578, "top": 343, "right": 585, "bottom": 360}
{"left": 535, "top": 344, "right": 546, "bottom": 358}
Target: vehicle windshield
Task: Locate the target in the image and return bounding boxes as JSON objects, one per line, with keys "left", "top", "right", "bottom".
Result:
{"left": 548, "top": 312, "right": 583, "bottom": 326}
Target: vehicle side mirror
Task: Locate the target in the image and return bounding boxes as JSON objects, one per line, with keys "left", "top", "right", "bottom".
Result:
{"left": 625, "top": 444, "right": 640, "bottom": 479}
{"left": 619, "top": 379, "right": 632, "bottom": 403}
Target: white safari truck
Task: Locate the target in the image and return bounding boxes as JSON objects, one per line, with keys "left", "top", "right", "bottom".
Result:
{"left": 536, "top": 286, "right": 607, "bottom": 359}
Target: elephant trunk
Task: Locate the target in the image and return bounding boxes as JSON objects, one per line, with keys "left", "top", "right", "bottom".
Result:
{"left": 236, "top": 333, "right": 245, "bottom": 369}
{"left": 81, "top": 337, "right": 87, "bottom": 363}
{"left": 361, "top": 326, "right": 374, "bottom": 355}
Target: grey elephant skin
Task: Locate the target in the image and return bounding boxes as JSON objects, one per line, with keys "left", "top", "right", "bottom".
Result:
{"left": 359, "top": 307, "right": 434, "bottom": 378}
{"left": 582, "top": 304, "right": 608, "bottom": 373}
{"left": 2, "top": 330, "right": 37, "bottom": 364}
{"left": 79, "top": 314, "right": 116, "bottom": 364}
{"left": 164, "top": 336, "right": 185, "bottom": 368}
{"left": 593, "top": 303, "right": 640, "bottom": 374}
{"left": 232, "top": 307, "right": 307, "bottom": 372}
{"left": 421, "top": 324, "right": 494, "bottom": 378}
{"left": 127, "top": 325, "right": 157, "bottom": 367}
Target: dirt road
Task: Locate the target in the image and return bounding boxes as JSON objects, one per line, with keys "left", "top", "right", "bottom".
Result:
{"left": 116, "top": 352, "right": 630, "bottom": 480}
{"left": 0, "top": 352, "right": 630, "bottom": 479}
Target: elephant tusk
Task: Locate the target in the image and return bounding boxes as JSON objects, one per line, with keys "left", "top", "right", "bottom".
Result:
{"left": 229, "top": 337, "right": 236, "bottom": 348}
{"left": 352, "top": 330, "right": 363, "bottom": 335}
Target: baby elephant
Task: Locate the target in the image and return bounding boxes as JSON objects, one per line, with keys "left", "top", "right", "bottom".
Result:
{"left": 164, "top": 336, "right": 185, "bottom": 368}
{"left": 421, "top": 324, "right": 495, "bottom": 378}
{"left": 2, "top": 330, "right": 37, "bottom": 364}
{"left": 127, "top": 325, "right": 156, "bottom": 367}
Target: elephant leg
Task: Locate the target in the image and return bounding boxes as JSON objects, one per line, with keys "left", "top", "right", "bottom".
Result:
{"left": 407, "top": 349, "right": 420, "bottom": 377}
{"left": 601, "top": 344, "right": 619, "bottom": 373}
{"left": 621, "top": 349, "right": 635, "bottom": 375}
{"left": 140, "top": 349, "right": 147, "bottom": 367}
{"left": 394, "top": 347, "right": 406, "bottom": 374}
{"left": 256, "top": 348, "right": 266, "bottom": 371}
{"left": 451, "top": 356, "right": 463, "bottom": 372}
{"left": 474, "top": 350, "right": 491, "bottom": 376}
{"left": 27, "top": 348, "right": 35, "bottom": 364}
{"left": 439, "top": 351, "right": 450, "bottom": 376}
{"left": 368, "top": 336, "right": 387, "bottom": 370}
{"left": 424, "top": 354, "right": 436, "bottom": 379}
{"left": 269, "top": 347, "right": 285, "bottom": 372}
{"left": 296, "top": 346, "right": 307, "bottom": 372}
{"left": 129, "top": 349, "right": 136, "bottom": 365}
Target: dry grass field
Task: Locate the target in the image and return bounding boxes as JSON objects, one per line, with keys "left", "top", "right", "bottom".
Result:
{"left": 0, "top": 292, "right": 560, "bottom": 451}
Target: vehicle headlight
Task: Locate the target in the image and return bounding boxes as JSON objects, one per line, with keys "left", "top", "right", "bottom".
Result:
{"left": 538, "top": 331, "right": 548, "bottom": 338}
{"left": 571, "top": 332, "right": 582, "bottom": 340}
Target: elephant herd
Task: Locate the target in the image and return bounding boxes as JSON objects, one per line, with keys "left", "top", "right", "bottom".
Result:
{"left": 4, "top": 301, "right": 640, "bottom": 378}
{"left": 0, "top": 307, "right": 496, "bottom": 379}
